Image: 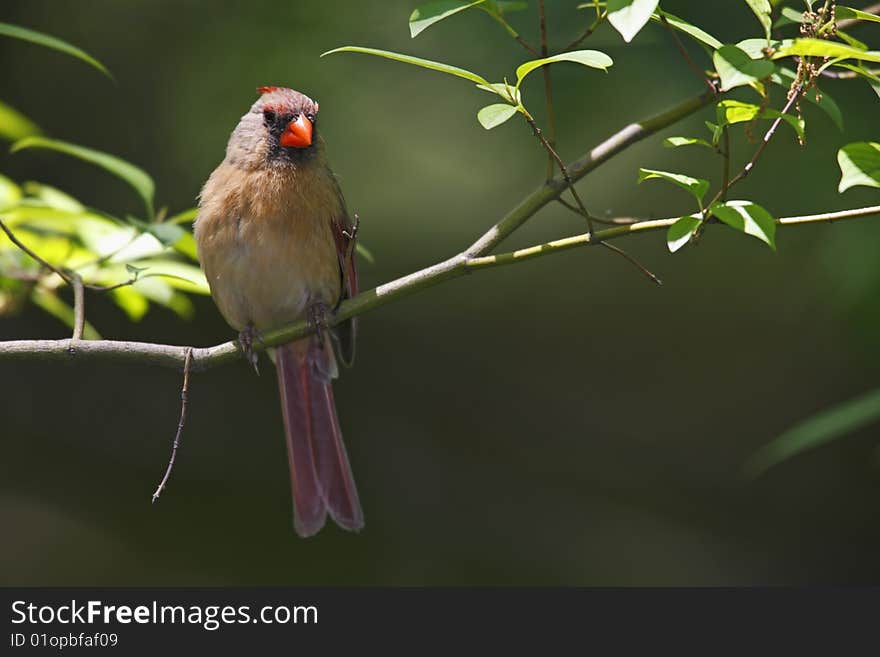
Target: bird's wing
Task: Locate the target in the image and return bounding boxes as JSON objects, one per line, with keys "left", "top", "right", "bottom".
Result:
{"left": 329, "top": 167, "right": 358, "bottom": 368}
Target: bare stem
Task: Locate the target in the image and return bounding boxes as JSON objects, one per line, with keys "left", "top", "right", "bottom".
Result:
{"left": 70, "top": 273, "right": 85, "bottom": 342}
{"left": 152, "top": 347, "right": 193, "bottom": 503}
{"left": 538, "top": 0, "right": 557, "bottom": 180}
{"left": 660, "top": 13, "right": 717, "bottom": 92}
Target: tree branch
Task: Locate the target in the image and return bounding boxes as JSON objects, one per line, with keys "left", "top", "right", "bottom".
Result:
{"left": 3, "top": 205, "right": 877, "bottom": 371}
{"left": 0, "top": 89, "right": 766, "bottom": 373}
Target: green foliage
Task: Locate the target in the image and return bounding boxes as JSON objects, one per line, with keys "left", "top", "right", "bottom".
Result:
{"left": 716, "top": 99, "right": 805, "bottom": 141}
{"left": 514, "top": 50, "right": 613, "bottom": 86}
{"left": 713, "top": 45, "right": 775, "bottom": 90}
{"left": 747, "top": 388, "right": 880, "bottom": 476}
{"left": 837, "top": 142, "right": 880, "bottom": 192}
{"left": 710, "top": 201, "right": 776, "bottom": 250}
{"left": 0, "top": 100, "right": 41, "bottom": 142}
{"left": 666, "top": 215, "right": 701, "bottom": 253}
{"left": 11, "top": 137, "right": 156, "bottom": 220}
{"left": 836, "top": 5, "right": 880, "bottom": 25}
{"left": 409, "top": 1, "right": 487, "bottom": 38}
{"left": 477, "top": 103, "right": 519, "bottom": 129}
{"left": 606, "top": 0, "right": 659, "bottom": 43}
{"left": 637, "top": 168, "right": 709, "bottom": 207}
{"left": 321, "top": 46, "right": 490, "bottom": 85}
{"left": 743, "top": 0, "right": 772, "bottom": 41}
{"left": 0, "top": 21, "right": 112, "bottom": 78}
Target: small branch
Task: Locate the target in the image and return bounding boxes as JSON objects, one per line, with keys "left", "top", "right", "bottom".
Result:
{"left": 538, "top": 0, "right": 557, "bottom": 180}
{"left": 515, "top": 35, "right": 539, "bottom": 55}
{"left": 720, "top": 126, "right": 731, "bottom": 203}
{"left": 599, "top": 241, "right": 662, "bottom": 286}
{"left": 70, "top": 273, "right": 85, "bottom": 342}
{"left": 152, "top": 347, "right": 193, "bottom": 503}
{"left": 523, "top": 113, "right": 595, "bottom": 235}
{"left": 562, "top": 9, "right": 606, "bottom": 52}
{"left": 660, "top": 14, "right": 717, "bottom": 92}
{"left": 0, "top": 219, "right": 72, "bottom": 284}
{"left": 705, "top": 84, "right": 804, "bottom": 212}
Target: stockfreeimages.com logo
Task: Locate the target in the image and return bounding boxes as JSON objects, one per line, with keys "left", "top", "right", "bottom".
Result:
{"left": 11, "top": 599, "right": 318, "bottom": 631}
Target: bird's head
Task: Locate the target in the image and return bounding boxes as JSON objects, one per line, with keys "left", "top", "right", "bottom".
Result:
{"left": 226, "top": 86, "right": 321, "bottom": 169}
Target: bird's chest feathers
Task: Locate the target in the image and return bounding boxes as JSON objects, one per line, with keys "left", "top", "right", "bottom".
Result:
{"left": 197, "top": 163, "right": 342, "bottom": 330}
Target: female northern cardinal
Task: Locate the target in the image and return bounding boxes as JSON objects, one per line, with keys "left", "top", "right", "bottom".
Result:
{"left": 194, "top": 86, "right": 363, "bottom": 537}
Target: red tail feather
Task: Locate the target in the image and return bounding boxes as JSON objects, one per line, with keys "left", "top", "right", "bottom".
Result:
{"left": 275, "top": 339, "right": 364, "bottom": 537}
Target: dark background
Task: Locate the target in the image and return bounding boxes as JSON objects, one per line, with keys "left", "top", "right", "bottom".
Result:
{"left": 1, "top": 1, "right": 878, "bottom": 585}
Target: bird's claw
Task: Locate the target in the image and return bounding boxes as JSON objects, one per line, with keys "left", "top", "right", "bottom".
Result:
{"left": 307, "top": 303, "right": 331, "bottom": 348}
{"left": 238, "top": 324, "right": 263, "bottom": 375}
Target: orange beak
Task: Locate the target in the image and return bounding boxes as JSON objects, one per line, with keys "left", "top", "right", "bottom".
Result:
{"left": 280, "top": 114, "right": 313, "bottom": 148}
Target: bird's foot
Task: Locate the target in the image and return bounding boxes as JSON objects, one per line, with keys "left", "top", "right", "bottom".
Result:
{"left": 307, "top": 302, "right": 331, "bottom": 348}
{"left": 238, "top": 324, "right": 263, "bottom": 375}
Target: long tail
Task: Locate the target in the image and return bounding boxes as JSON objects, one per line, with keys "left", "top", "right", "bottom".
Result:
{"left": 275, "top": 338, "right": 364, "bottom": 537}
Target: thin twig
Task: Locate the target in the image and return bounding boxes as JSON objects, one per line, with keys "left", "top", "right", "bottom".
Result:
{"left": 523, "top": 114, "right": 595, "bottom": 235}
{"left": 556, "top": 198, "right": 630, "bottom": 224}
{"left": 562, "top": 9, "right": 606, "bottom": 52}
{"left": 599, "top": 241, "right": 662, "bottom": 286}
{"left": 720, "top": 126, "right": 731, "bottom": 203}
{"left": 660, "top": 14, "right": 717, "bottom": 92}
{"left": 152, "top": 347, "right": 193, "bottom": 503}
{"left": 538, "top": 0, "right": 557, "bottom": 181}
{"left": 516, "top": 35, "right": 539, "bottom": 55}
{"left": 70, "top": 273, "right": 85, "bottom": 342}
{"left": 706, "top": 84, "right": 805, "bottom": 212}
{"left": 0, "top": 219, "right": 72, "bottom": 284}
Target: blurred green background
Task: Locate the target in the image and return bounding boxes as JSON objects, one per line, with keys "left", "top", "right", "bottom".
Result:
{"left": 2, "top": 0, "right": 879, "bottom": 585}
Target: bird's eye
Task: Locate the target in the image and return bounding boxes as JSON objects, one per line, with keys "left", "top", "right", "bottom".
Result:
{"left": 263, "top": 110, "right": 276, "bottom": 122}
{"left": 305, "top": 112, "right": 315, "bottom": 123}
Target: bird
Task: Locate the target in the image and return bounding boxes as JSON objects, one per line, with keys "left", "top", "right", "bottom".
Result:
{"left": 194, "top": 86, "right": 363, "bottom": 537}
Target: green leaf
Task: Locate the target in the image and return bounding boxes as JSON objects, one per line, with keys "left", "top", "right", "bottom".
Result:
{"left": 716, "top": 99, "right": 805, "bottom": 141}
{"left": 0, "top": 99, "right": 41, "bottom": 142}
{"left": 0, "top": 174, "right": 22, "bottom": 211}
{"left": 495, "top": 1, "right": 527, "bottom": 12}
{"left": 774, "top": 6, "right": 806, "bottom": 27}
{"left": 321, "top": 46, "right": 490, "bottom": 86}
{"left": 746, "top": 388, "right": 880, "bottom": 477}
{"left": 167, "top": 207, "right": 199, "bottom": 225}
{"left": 837, "top": 142, "right": 880, "bottom": 192}
{"left": 110, "top": 285, "right": 149, "bottom": 321}
{"left": 666, "top": 215, "right": 701, "bottom": 253}
{"left": 128, "top": 259, "right": 210, "bottom": 295}
{"left": 515, "top": 49, "right": 613, "bottom": 87}
{"left": 836, "top": 6, "right": 880, "bottom": 25}
{"left": 31, "top": 287, "right": 102, "bottom": 339}
{"left": 771, "top": 66, "right": 843, "bottom": 130}
{"left": 409, "top": 1, "right": 485, "bottom": 38}
{"left": 710, "top": 200, "right": 776, "bottom": 249}
{"left": 736, "top": 37, "right": 791, "bottom": 58}
{"left": 21, "top": 181, "right": 84, "bottom": 212}
{"left": 772, "top": 38, "right": 880, "bottom": 63}
{"left": 477, "top": 103, "right": 518, "bottom": 129}
{"left": 836, "top": 30, "right": 869, "bottom": 51}
{"left": 650, "top": 10, "right": 722, "bottom": 50}
{"left": 637, "top": 168, "right": 710, "bottom": 205}
{"left": 607, "top": 0, "right": 659, "bottom": 43}
{"left": 0, "top": 22, "right": 112, "bottom": 79}
{"left": 10, "top": 137, "right": 155, "bottom": 219}
{"left": 663, "top": 136, "right": 713, "bottom": 149}
{"left": 356, "top": 242, "right": 375, "bottom": 265}
{"left": 744, "top": 0, "right": 772, "bottom": 40}
{"left": 172, "top": 231, "right": 199, "bottom": 261}
{"left": 713, "top": 45, "right": 775, "bottom": 90}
